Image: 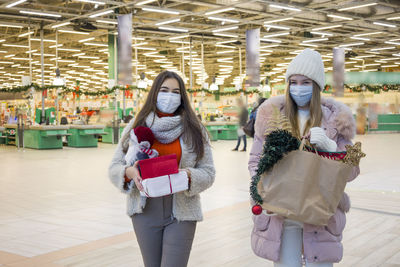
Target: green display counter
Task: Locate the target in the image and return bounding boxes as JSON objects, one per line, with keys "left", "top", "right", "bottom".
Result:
{"left": 3, "top": 124, "right": 19, "bottom": 146}
{"left": 0, "top": 127, "right": 6, "bottom": 144}
{"left": 67, "top": 125, "right": 106, "bottom": 147}
{"left": 369, "top": 114, "right": 400, "bottom": 132}
{"left": 102, "top": 123, "right": 127, "bottom": 144}
{"left": 205, "top": 122, "right": 239, "bottom": 141}
{"left": 24, "top": 125, "right": 70, "bottom": 149}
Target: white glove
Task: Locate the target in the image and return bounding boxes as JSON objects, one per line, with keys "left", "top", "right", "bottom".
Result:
{"left": 309, "top": 127, "right": 337, "bottom": 151}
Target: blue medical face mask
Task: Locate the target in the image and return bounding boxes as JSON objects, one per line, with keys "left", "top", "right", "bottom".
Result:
{"left": 289, "top": 85, "right": 313, "bottom": 107}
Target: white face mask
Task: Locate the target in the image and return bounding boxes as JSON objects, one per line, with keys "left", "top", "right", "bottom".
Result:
{"left": 156, "top": 92, "right": 182, "bottom": 114}
{"left": 289, "top": 85, "right": 313, "bottom": 107}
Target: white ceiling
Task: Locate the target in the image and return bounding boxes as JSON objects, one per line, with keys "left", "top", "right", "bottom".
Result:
{"left": 0, "top": 0, "right": 399, "bottom": 89}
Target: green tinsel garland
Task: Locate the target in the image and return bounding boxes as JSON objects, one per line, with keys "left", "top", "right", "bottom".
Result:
{"left": 323, "top": 84, "right": 400, "bottom": 93}
{"left": 187, "top": 88, "right": 260, "bottom": 96}
{"left": 250, "top": 130, "right": 299, "bottom": 204}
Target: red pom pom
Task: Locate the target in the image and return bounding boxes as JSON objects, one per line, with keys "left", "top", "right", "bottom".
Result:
{"left": 252, "top": 205, "right": 262, "bottom": 215}
{"left": 134, "top": 126, "right": 156, "bottom": 146}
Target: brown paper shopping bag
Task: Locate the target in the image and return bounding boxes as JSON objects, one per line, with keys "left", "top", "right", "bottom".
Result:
{"left": 257, "top": 141, "right": 354, "bottom": 226}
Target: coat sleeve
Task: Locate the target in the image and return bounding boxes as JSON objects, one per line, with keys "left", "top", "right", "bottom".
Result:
{"left": 108, "top": 140, "right": 137, "bottom": 194}
{"left": 108, "top": 121, "right": 138, "bottom": 194}
{"left": 184, "top": 139, "right": 216, "bottom": 197}
{"left": 248, "top": 100, "right": 274, "bottom": 179}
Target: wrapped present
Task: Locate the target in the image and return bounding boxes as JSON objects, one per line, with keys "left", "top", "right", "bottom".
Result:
{"left": 138, "top": 154, "right": 188, "bottom": 198}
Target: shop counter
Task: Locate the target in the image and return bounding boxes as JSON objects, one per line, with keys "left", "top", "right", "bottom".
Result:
{"left": 24, "top": 125, "right": 70, "bottom": 149}
{"left": 369, "top": 114, "right": 400, "bottom": 132}
{"left": 102, "top": 122, "right": 127, "bottom": 144}
{"left": 204, "top": 122, "right": 238, "bottom": 141}
{"left": 67, "top": 125, "right": 106, "bottom": 147}
{"left": 0, "top": 126, "right": 6, "bottom": 144}
{"left": 3, "top": 124, "right": 19, "bottom": 146}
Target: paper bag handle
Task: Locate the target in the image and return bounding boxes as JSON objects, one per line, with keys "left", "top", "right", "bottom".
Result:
{"left": 299, "top": 138, "right": 319, "bottom": 155}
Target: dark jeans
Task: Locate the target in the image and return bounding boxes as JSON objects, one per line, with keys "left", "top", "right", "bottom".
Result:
{"left": 234, "top": 135, "right": 247, "bottom": 150}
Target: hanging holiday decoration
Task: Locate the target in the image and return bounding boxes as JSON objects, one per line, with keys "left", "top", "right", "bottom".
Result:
{"left": 322, "top": 84, "right": 400, "bottom": 94}
{"left": 187, "top": 88, "right": 260, "bottom": 96}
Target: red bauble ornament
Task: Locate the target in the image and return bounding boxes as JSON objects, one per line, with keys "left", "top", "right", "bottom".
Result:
{"left": 252, "top": 205, "right": 262, "bottom": 215}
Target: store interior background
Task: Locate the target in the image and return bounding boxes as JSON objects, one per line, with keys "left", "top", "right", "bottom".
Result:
{"left": 0, "top": 0, "right": 399, "bottom": 266}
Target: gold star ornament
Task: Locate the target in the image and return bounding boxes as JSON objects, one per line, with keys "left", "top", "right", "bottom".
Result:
{"left": 343, "top": 142, "right": 366, "bottom": 166}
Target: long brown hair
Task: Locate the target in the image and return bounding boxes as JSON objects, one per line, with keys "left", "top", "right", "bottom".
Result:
{"left": 125, "top": 71, "right": 207, "bottom": 161}
{"left": 285, "top": 81, "right": 322, "bottom": 138}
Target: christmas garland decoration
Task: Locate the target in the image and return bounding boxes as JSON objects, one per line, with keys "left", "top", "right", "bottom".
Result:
{"left": 0, "top": 84, "right": 66, "bottom": 93}
{"left": 187, "top": 88, "right": 260, "bottom": 96}
{"left": 59, "top": 85, "right": 146, "bottom": 96}
{"left": 323, "top": 84, "right": 400, "bottom": 93}
{"left": 0, "top": 83, "right": 145, "bottom": 96}
{"left": 250, "top": 130, "right": 299, "bottom": 205}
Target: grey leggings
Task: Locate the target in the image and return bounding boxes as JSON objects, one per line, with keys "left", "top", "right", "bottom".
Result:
{"left": 132, "top": 195, "right": 197, "bottom": 267}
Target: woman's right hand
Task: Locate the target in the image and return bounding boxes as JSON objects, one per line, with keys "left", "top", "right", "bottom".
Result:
{"left": 125, "top": 161, "right": 144, "bottom": 192}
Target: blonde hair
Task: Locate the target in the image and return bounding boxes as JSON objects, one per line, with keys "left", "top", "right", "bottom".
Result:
{"left": 285, "top": 81, "right": 322, "bottom": 138}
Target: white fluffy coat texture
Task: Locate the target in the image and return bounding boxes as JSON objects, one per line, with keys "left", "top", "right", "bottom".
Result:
{"left": 109, "top": 118, "right": 216, "bottom": 221}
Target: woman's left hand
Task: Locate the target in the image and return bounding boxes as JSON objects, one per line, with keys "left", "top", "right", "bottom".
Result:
{"left": 308, "top": 127, "right": 337, "bottom": 151}
{"left": 179, "top": 169, "right": 191, "bottom": 187}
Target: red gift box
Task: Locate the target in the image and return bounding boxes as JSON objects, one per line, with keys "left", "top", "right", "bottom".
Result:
{"left": 138, "top": 154, "right": 179, "bottom": 180}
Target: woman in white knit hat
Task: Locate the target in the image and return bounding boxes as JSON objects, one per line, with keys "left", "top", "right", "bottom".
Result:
{"left": 248, "top": 48, "right": 360, "bottom": 266}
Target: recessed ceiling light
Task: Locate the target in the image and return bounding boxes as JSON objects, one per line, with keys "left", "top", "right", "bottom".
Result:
{"left": 52, "top": 22, "right": 71, "bottom": 28}
{"left": 158, "top": 26, "right": 188, "bottom": 33}
{"left": 136, "top": 0, "right": 157, "bottom": 5}
{"left": 79, "top": 37, "right": 95, "bottom": 43}
{"left": 338, "top": 2, "right": 377, "bottom": 11}
{"left": 6, "top": 0, "right": 27, "bottom": 8}
{"left": 2, "top": 44, "right": 29, "bottom": 48}
{"left": 77, "top": 0, "right": 105, "bottom": 4}
{"left": 58, "top": 30, "right": 89, "bottom": 35}
{"left": 0, "top": 23, "right": 23, "bottom": 28}
{"left": 263, "top": 32, "right": 289, "bottom": 38}
{"left": 373, "top": 22, "right": 397, "bottom": 28}
{"left": 142, "top": 7, "right": 180, "bottom": 15}
{"left": 155, "top": 18, "right": 181, "bottom": 26}
{"left": 20, "top": 10, "right": 61, "bottom": 18}
{"left": 339, "top": 42, "right": 364, "bottom": 47}
{"left": 208, "top": 17, "right": 239, "bottom": 23}
{"left": 18, "top": 31, "right": 34, "bottom": 37}
{"left": 327, "top": 14, "right": 353, "bottom": 20}
{"left": 264, "top": 17, "right": 293, "bottom": 24}
{"left": 387, "top": 16, "right": 400, "bottom": 20}
{"left": 96, "top": 19, "right": 117, "bottom": 25}
{"left": 270, "top": 4, "right": 301, "bottom": 12}
{"left": 312, "top": 25, "right": 342, "bottom": 31}
{"left": 302, "top": 38, "right": 328, "bottom": 43}
{"left": 370, "top": 47, "right": 395, "bottom": 51}
{"left": 213, "top": 33, "right": 238, "bottom": 38}
{"left": 264, "top": 24, "right": 290, "bottom": 30}
{"left": 260, "top": 38, "right": 282, "bottom": 43}
{"left": 89, "top": 10, "right": 114, "bottom": 18}
{"left": 212, "top": 26, "right": 238, "bottom": 33}
{"left": 354, "top": 31, "right": 382, "bottom": 37}
{"left": 205, "top": 7, "right": 235, "bottom": 16}
{"left": 351, "top": 36, "right": 370, "bottom": 41}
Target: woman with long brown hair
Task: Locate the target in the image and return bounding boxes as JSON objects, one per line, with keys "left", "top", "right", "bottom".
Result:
{"left": 248, "top": 49, "right": 359, "bottom": 266}
{"left": 109, "top": 71, "right": 215, "bottom": 267}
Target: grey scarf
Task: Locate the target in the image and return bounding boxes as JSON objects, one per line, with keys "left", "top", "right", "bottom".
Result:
{"left": 145, "top": 112, "right": 183, "bottom": 144}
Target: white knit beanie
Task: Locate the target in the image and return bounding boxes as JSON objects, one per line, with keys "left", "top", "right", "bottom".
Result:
{"left": 285, "top": 48, "right": 325, "bottom": 91}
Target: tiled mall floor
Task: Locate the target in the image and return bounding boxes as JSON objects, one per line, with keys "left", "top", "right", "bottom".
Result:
{"left": 0, "top": 134, "right": 399, "bottom": 267}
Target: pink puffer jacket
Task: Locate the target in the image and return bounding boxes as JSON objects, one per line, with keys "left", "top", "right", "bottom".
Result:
{"left": 248, "top": 96, "right": 360, "bottom": 263}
